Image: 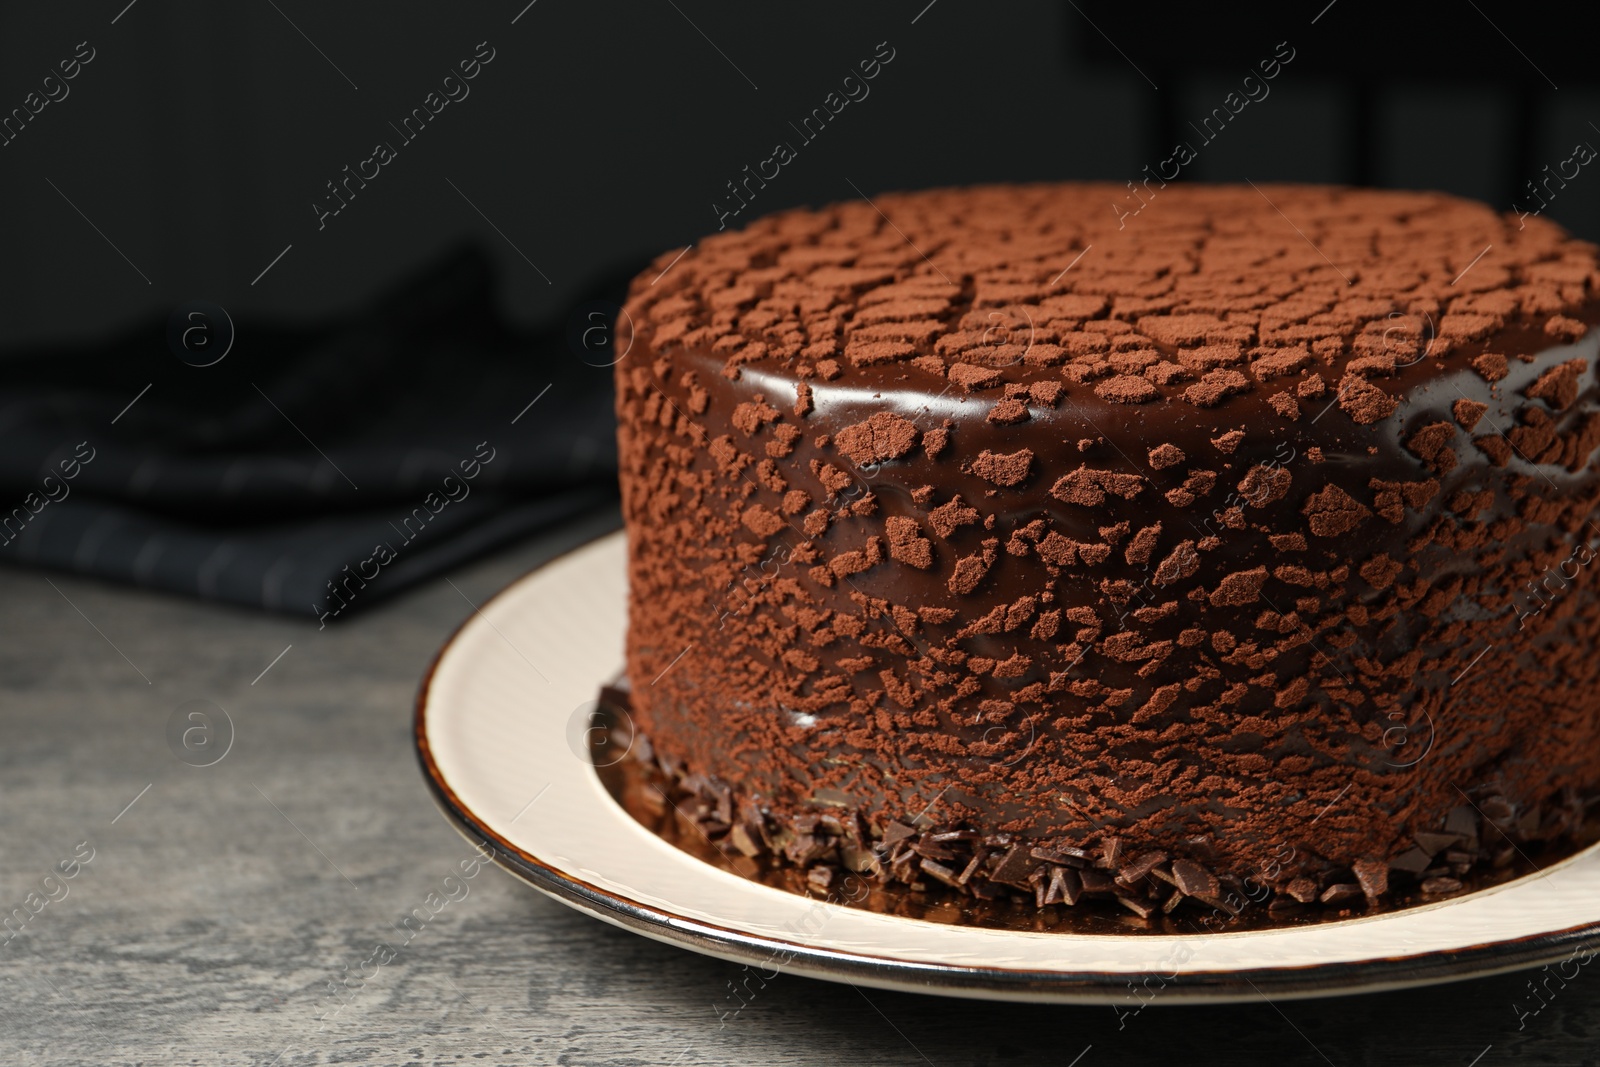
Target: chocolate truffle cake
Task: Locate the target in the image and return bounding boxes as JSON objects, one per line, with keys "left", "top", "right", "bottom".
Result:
{"left": 613, "top": 183, "right": 1600, "bottom": 920}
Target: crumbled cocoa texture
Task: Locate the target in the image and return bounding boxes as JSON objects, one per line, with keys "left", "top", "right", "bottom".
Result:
{"left": 1209, "top": 567, "right": 1268, "bottom": 607}
{"left": 767, "top": 424, "right": 801, "bottom": 458}
{"left": 927, "top": 496, "right": 980, "bottom": 538}
{"left": 1125, "top": 523, "right": 1162, "bottom": 564}
{"left": 1359, "top": 554, "right": 1402, "bottom": 590}
{"left": 1096, "top": 375, "right": 1158, "bottom": 404}
{"left": 884, "top": 516, "right": 934, "bottom": 570}
{"left": 1035, "top": 531, "right": 1076, "bottom": 565}
{"left": 1253, "top": 347, "right": 1313, "bottom": 380}
{"left": 1238, "top": 465, "right": 1292, "bottom": 506}
{"left": 1078, "top": 542, "right": 1112, "bottom": 565}
{"left": 1453, "top": 398, "right": 1488, "bottom": 431}
{"left": 619, "top": 182, "right": 1600, "bottom": 925}
{"left": 1176, "top": 344, "right": 1246, "bottom": 371}
{"left": 1212, "top": 430, "right": 1245, "bottom": 453}
{"left": 1347, "top": 354, "right": 1398, "bottom": 378}
{"left": 1152, "top": 540, "right": 1200, "bottom": 585}
{"left": 948, "top": 550, "right": 993, "bottom": 595}
{"left": 731, "top": 398, "right": 779, "bottom": 435}
{"left": 1185, "top": 369, "right": 1250, "bottom": 408}
{"left": 1406, "top": 422, "right": 1458, "bottom": 474}
{"left": 741, "top": 504, "right": 786, "bottom": 537}
{"left": 1146, "top": 361, "right": 1188, "bottom": 385}
{"left": 1148, "top": 443, "right": 1186, "bottom": 470}
{"left": 846, "top": 339, "right": 915, "bottom": 366}
{"left": 1338, "top": 375, "right": 1397, "bottom": 424}
{"left": 1369, "top": 479, "right": 1407, "bottom": 523}
{"left": 1547, "top": 315, "right": 1588, "bottom": 340}
{"left": 971, "top": 449, "right": 1033, "bottom": 487}
{"left": 1268, "top": 391, "right": 1299, "bottom": 419}
{"left": 987, "top": 398, "right": 1030, "bottom": 424}
{"left": 1303, "top": 484, "right": 1373, "bottom": 537}
{"left": 1475, "top": 435, "right": 1513, "bottom": 465}
{"left": 828, "top": 540, "right": 880, "bottom": 577}
{"left": 834, "top": 412, "right": 920, "bottom": 466}
{"left": 1029, "top": 380, "right": 1064, "bottom": 407}
{"left": 810, "top": 460, "right": 851, "bottom": 496}
{"left": 1527, "top": 358, "right": 1588, "bottom": 411}
{"left": 1050, "top": 467, "right": 1144, "bottom": 507}
{"left": 1473, "top": 352, "right": 1509, "bottom": 382}
{"left": 949, "top": 363, "right": 1003, "bottom": 391}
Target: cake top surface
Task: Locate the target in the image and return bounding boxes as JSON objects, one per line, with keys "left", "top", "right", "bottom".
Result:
{"left": 628, "top": 183, "right": 1600, "bottom": 414}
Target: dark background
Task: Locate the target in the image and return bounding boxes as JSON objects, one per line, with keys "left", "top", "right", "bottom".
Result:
{"left": 2, "top": 0, "right": 1597, "bottom": 350}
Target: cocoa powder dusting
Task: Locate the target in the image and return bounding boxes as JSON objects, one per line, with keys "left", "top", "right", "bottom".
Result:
{"left": 615, "top": 182, "right": 1600, "bottom": 924}
{"left": 834, "top": 411, "right": 920, "bottom": 465}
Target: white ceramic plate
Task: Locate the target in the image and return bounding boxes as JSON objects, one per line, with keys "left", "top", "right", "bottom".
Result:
{"left": 415, "top": 530, "right": 1600, "bottom": 1004}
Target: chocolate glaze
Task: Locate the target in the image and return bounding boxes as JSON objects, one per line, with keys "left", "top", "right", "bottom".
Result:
{"left": 615, "top": 183, "right": 1600, "bottom": 916}
{"left": 592, "top": 691, "right": 1600, "bottom": 931}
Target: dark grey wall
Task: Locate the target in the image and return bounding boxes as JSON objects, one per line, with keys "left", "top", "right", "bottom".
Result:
{"left": 0, "top": 0, "right": 1596, "bottom": 350}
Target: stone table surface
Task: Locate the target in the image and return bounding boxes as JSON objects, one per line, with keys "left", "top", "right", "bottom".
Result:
{"left": 1, "top": 506, "right": 1594, "bottom": 1066}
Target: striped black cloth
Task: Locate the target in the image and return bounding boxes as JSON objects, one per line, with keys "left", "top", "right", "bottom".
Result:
{"left": 0, "top": 246, "right": 621, "bottom": 620}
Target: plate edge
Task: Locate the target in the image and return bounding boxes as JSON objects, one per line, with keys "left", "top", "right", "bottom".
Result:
{"left": 411, "top": 531, "right": 1600, "bottom": 1004}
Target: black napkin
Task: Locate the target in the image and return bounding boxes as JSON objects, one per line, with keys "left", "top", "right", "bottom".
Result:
{"left": 0, "top": 246, "right": 625, "bottom": 620}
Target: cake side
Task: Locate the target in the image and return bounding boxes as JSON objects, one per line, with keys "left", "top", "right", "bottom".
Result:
{"left": 615, "top": 183, "right": 1600, "bottom": 915}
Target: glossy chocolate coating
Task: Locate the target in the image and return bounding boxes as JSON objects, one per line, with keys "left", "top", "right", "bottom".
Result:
{"left": 616, "top": 184, "right": 1600, "bottom": 907}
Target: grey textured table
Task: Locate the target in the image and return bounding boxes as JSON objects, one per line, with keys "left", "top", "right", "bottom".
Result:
{"left": 2, "top": 507, "right": 1593, "bottom": 1066}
